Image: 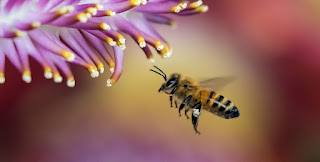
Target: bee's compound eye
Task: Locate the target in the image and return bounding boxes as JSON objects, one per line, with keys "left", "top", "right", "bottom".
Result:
{"left": 166, "top": 78, "right": 177, "bottom": 87}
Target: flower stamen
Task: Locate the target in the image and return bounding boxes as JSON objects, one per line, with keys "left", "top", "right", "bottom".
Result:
{"left": 0, "top": 0, "right": 208, "bottom": 87}
{"left": 77, "top": 13, "right": 89, "bottom": 23}
{"left": 0, "top": 73, "right": 5, "bottom": 84}
{"left": 190, "top": 0, "right": 203, "bottom": 8}
{"left": 61, "top": 50, "right": 76, "bottom": 62}
{"left": 67, "top": 77, "right": 76, "bottom": 87}
{"left": 138, "top": 36, "right": 147, "bottom": 48}
{"left": 53, "top": 73, "right": 63, "bottom": 83}
{"left": 100, "top": 23, "right": 111, "bottom": 31}
{"left": 15, "top": 30, "right": 27, "bottom": 37}
{"left": 31, "top": 21, "right": 41, "bottom": 29}
{"left": 107, "top": 10, "right": 117, "bottom": 16}
{"left": 22, "top": 70, "right": 32, "bottom": 83}
{"left": 44, "top": 67, "right": 53, "bottom": 79}
{"left": 94, "top": 4, "right": 104, "bottom": 10}
{"left": 172, "top": 5, "right": 182, "bottom": 13}
{"left": 131, "top": 0, "right": 141, "bottom": 7}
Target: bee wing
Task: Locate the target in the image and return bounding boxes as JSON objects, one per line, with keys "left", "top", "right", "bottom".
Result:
{"left": 199, "top": 76, "right": 236, "bottom": 92}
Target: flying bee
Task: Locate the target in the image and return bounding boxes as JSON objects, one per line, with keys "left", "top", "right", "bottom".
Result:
{"left": 150, "top": 66, "right": 240, "bottom": 135}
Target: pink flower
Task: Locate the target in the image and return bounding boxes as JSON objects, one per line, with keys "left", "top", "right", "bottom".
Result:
{"left": 0, "top": 0, "right": 207, "bottom": 87}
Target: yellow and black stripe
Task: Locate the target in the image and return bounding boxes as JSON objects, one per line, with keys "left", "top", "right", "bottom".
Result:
{"left": 209, "top": 93, "right": 238, "bottom": 118}
{"left": 206, "top": 91, "right": 215, "bottom": 104}
{"left": 197, "top": 90, "right": 239, "bottom": 119}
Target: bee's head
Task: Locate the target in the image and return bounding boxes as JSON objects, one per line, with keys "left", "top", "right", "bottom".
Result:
{"left": 158, "top": 73, "right": 181, "bottom": 94}
{"left": 149, "top": 66, "right": 180, "bottom": 94}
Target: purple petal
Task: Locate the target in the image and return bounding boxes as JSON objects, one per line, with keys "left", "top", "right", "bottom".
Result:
{"left": 107, "top": 46, "right": 123, "bottom": 87}
{"left": 81, "top": 30, "right": 115, "bottom": 71}
{"left": 0, "top": 39, "right": 22, "bottom": 71}
{"left": 113, "top": 16, "right": 146, "bottom": 48}
{"left": 13, "top": 37, "right": 32, "bottom": 83}
{"left": 144, "top": 13, "right": 175, "bottom": 26}
{"left": 28, "top": 29, "right": 76, "bottom": 62}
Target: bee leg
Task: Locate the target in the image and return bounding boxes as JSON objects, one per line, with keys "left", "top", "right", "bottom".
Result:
{"left": 169, "top": 87, "right": 177, "bottom": 108}
{"left": 191, "top": 102, "right": 202, "bottom": 135}
{"left": 178, "top": 95, "right": 192, "bottom": 117}
{"left": 178, "top": 105, "right": 183, "bottom": 117}
{"left": 185, "top": 108, "right": 190, "bottom": 119}
{"left": 175, "top": 100, "right": 178, "bottom": 108}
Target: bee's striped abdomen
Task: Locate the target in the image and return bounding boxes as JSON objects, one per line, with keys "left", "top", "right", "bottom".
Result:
{"left": 197, "top": 90, "right": 240, "bottom": 119}
{"left": 206, "top": 91, "right": 215, "bottom": 104}
{"left": 208, "top": 93, "right": 240, "bottom": 119}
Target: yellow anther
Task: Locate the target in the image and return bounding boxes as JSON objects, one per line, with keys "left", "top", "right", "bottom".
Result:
{"left": 117, "top": 41, "right": 127, "bottom": 50}
{"left": 109, "top": 61, "right": 115, "bottom": 69}
{"left": 90, "top": 66, "right": 98, "bottom": 73}
{"left": 106, "top": 37, "right": 116, "bottom": 46}
{"left": 98, "top": 62, "right": 104, "bottom": 69}
{"left": 155, "top": 41, "right": 163, "bottom": 50}
{"left": 56, "top": 7, "right": 68, "bottom": 15}
{"left": 117, "top": 34, "right": 126, "bottom": 44}
{"left": 23, "top": 70, "right": 31, "bottom": 76}
{"left": 86, "top": 7, "right": 97, "bottom": 15}
{"left": 155, "top": 41, "right": 161, "bottom": 46}
{"left": 66, "top": 6, "right": 75, "bottom": 13}
{"left": 97, "top": 62, "right": 104, "bottom": 73}
{"left": 196, "top": 5, "right": 208, "bottom": 12}
{"left": 138, "top": 36, "right": 145, "bottom": 43}
{"left": 190, "top": 3, "right": 197, "bottom": 8}
{"left": 172, "top": 5, "right": 182, "bottom": 13}
{"left": 85, "top": 13, "right": 92, "bottom": 18}
{"left": 53, "top": 73, "right": 60, "bottom": 79}
{"left": 76, "top": 13, "right": 88, "bottom": 23}
{"left": 31, "top": 21, "right": 41, "bottom": 29}
{"left": 179, "top": 3, "right": 188, "bottom": 9}
{"left": 22, "top": 70, "right": 32, "bottom": 83}
{"left": 140, "top": 0, "right": 147, "bottom": 5}
{"left": 88, "top": 66, "right": 99, "bottom": 78}
{"left": 67, "top": 77, "right": 76, "bottom": 87}
{"left": 53, "top": 73, "right": 63, "bottom": 83}
{"left": 138, "top": 36, "right": 146, "bottom": 48}
{"left": 119, "top": 44, "right": 126, "bottom": 50}
{"left": 94, "top": 3, "right": 103, "bottom": 10}
{"left": 105, "top": 10, "right": 116, "bottom": 16}
{"left": 15, "top": 30, "right": 26, "bottom": 37}
{"left": 190, "top": 0, "right": 203, "bottom": 8}
{"left": 0, "top": 73, "right": 5, "bottom": 84}
{"left": 160, "top": 47, "right": 169, "bottom": 55}
{"left": 100, "top": 23, "right": 111, "bottom": 30}
{"left": 44, "top": 67, "right": 52, "bottom": 74}
{"left": 88, "top": 66, "right": 95, "bottom": 73}
{"left": 116, "top": 41, "right": 122, "bottom": 46}
{"left": 61, "top": 50, "right": 75, "bottom": 61}
{"left": 44, "top": 67, "right": 53, "bottom": 79}
{"left": 131, "top": 0, "right": 141, "bottom": 6}
{"left": 160, "top": 45, "right": 172, "bottom": 58}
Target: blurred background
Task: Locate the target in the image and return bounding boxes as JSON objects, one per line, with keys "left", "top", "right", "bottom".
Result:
{"left": 1, "top": 0, "right": 320, "bottom": 161}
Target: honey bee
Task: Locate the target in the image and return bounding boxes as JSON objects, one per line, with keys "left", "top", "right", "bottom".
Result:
{"left": 150, "top": 66, "right": 240, "bottom": 135}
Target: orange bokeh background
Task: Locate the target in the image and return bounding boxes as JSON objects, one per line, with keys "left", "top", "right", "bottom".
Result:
{"left": 1, "top": 1, "right": 320, "bottom": 161}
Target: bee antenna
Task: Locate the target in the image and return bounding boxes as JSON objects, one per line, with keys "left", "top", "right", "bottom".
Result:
{"left": 149, "top": 69, "right": 167, "bottom": 81}
{"left": 153, "top": 65, "right": 167, "bottom": 80}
